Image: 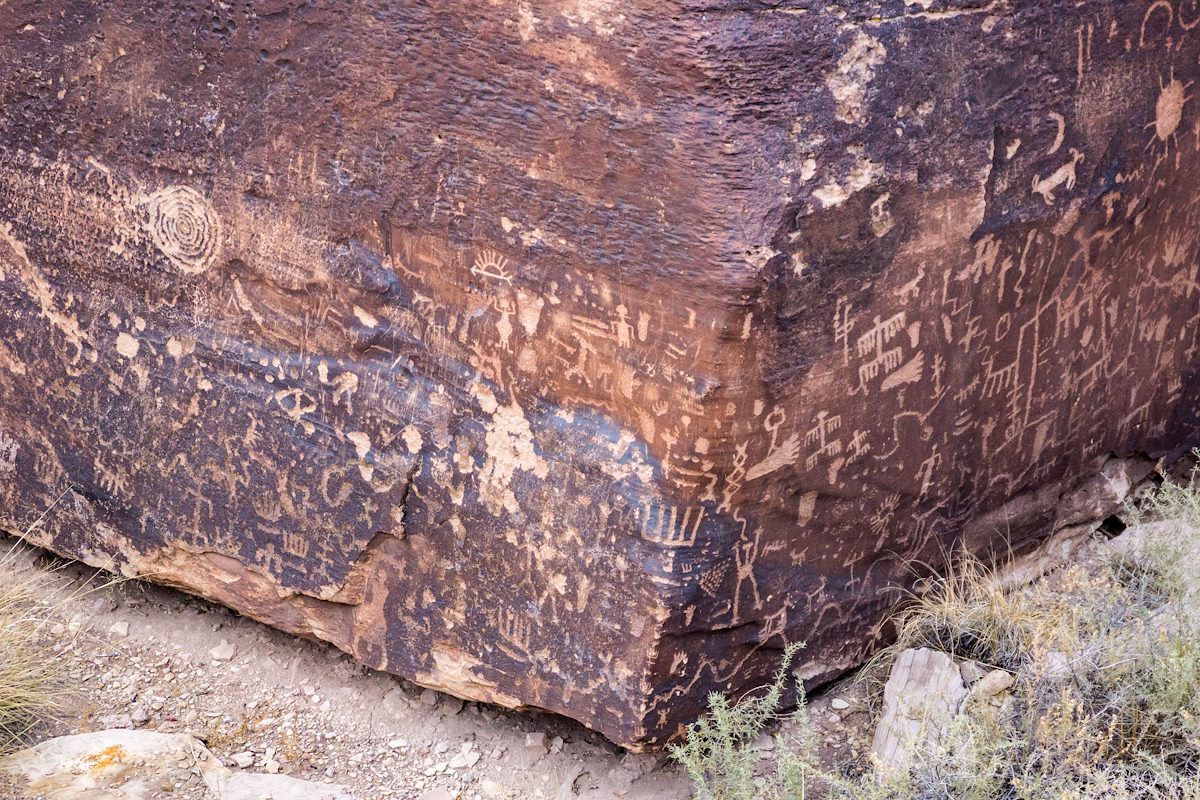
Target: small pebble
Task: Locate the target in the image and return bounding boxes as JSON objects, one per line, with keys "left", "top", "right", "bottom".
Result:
{"left": 524, "top": 732, "right": 549, "bottom": 755}
{"left": 209, "top": 640, "right": 237, "bottom": 662}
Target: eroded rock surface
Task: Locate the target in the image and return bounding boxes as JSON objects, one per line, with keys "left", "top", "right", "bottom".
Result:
{"left": 0, "top": 1, "right": 1198, "bottom": 747}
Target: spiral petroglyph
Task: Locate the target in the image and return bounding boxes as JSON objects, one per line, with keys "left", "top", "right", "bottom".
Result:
{"left": 142, "top": 186, "right": 221, "bottom": 274}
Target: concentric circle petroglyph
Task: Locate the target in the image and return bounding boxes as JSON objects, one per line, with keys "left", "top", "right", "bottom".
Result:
{"left": 142, "top": 186, "right": 222, "bottom": 274}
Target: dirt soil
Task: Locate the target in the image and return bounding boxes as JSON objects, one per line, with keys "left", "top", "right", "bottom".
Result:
{"left": 0, "top": 536, "right": 872, "bottom": 800}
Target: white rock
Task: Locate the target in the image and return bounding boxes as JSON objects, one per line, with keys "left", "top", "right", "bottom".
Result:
{"left": 97, "top": 712, "right": 134, "bottom": 729}
{"left": 479, "top": 779, "right": 506, "bottom": 798}
{"left": 108, "top": 620, "right": 129, "bottom": 637}
{"left": 830, "top": 698, "right": 850, "bottom": 710}
{"left": 231, "top": 751, "right": 255, "bottom": 769}
{"left": 752, "top": 732, "right": 775, "bottom": 751}
{"left": 524, "top": 731, "right": 550, "bottom": 755}
{"left": 217, "top": 771, "right": 351, "bottom": 800}
{"left": 958, "top": 659, "right": 987, "bottom": 685}
{"left": 209, "top": 639, "right": 237, "bottom": 662}
{"left": 968, "top": 669, "right": 1015, "bottom": 702}
{"left": 871, "top": 648, "right": 968, "bottom": 774}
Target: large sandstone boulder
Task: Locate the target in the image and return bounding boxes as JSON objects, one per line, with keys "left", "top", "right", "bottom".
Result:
{"left": 0, "top": 1, "right": 1197, "bottom": 747}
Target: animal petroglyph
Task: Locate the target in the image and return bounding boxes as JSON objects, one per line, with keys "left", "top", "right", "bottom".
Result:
{"left": 1148, "top": 69, "right": 1194, "bottom": 164}
{"left": 1032, "top": 148, "right": 1085, "bottom": 204}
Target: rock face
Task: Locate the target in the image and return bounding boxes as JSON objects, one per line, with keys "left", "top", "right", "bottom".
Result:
{"left": 0, "top": 1, "right": 1197, "bottom": 748}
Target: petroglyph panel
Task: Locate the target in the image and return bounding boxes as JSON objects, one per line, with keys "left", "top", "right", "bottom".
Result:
{"left": 0, "top": 0, "right": 1198, "bottom": 748}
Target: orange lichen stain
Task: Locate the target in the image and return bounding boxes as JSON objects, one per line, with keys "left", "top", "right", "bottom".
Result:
{"left": 84, "top": 744, "right": 128, "bottom": 771}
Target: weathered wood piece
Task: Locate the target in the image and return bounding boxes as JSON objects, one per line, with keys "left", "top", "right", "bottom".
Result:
{"left": 0, "top": 1, "right": 1198, "bottom": 747}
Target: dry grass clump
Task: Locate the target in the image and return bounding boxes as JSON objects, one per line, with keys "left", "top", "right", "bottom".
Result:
{"left": 0, "top": 560, "right": 66, "bottom": 749}
{"left": 673, "top": 460, "right": 1200, "bottom": 799}
{"left": 0, "top": 495, "right": 118, "bottom": 752}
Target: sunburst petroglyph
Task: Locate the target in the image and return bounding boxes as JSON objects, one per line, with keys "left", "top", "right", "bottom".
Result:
{"left": 142, "top": 186, "right": 222, "bottom": 274}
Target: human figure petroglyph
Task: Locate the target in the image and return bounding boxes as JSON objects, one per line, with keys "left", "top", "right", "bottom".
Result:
{"left": 612, "top": 304, "right": 634, "bottom": 348}
{"left": 731, "top": 524, "right": 762, "bottom": 622}
{"left": 847, "top": 429, "right": 871, "bottom": 460}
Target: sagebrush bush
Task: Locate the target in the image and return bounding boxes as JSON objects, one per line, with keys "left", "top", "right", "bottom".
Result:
{"left": 672, "top": 457, "right": 1200, "bottom": 799}
{"left": 668, "top": 642, "right": 816, "bottom": 800}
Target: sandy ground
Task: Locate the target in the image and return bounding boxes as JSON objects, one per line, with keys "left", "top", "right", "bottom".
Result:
{"left": 0, "top": 539, "right": 684, "bottom": 800}
{"left": 0, "top": 537, "right": 873, "bottom": 800}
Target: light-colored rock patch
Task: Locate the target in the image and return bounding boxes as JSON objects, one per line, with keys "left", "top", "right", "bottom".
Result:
{"left": 0, "top": 729, "right": 350, "bottom": 799}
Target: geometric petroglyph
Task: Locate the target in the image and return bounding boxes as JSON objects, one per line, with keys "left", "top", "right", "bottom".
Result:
{"left": 857, "top": 313, "right": 907, "bottom": 388}
{"left": 638, "top": 501, "right": 703, "bottom": 547}
{"left": 471, "top": 248, "right": 514, "bottom": 284}
{"left": 142, "top": 186, "right": 222, "bottom": 274}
